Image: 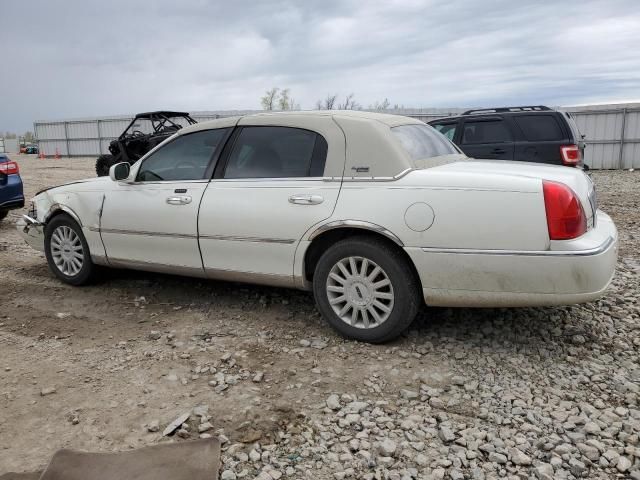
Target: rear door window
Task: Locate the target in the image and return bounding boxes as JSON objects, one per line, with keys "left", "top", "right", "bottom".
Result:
{"left": 514, "top": 114, "right": 564, "bottom": 141}
{"left": 462, "top": 120, "right": 512, "bottom": 144}
{"left": 223, "top": 126, "right": 328, "bottom": 179}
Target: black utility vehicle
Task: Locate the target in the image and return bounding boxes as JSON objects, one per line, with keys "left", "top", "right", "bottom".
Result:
{"left": 429, "top": 106, "right": 586, "bottom": 168}
{"left": 95, "top": 111, "right": 197, "bottom": 176}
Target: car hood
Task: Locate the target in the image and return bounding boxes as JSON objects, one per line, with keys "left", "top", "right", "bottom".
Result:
{"left": 36, "top": 176, "right": 111, "bottom": 196}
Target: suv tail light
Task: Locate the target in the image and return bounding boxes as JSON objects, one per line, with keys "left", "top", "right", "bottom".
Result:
{"left": 560, "top": 144, "right": 580, "bottom": 166}
{"left": 0, "top": 161, "right": 19, "bottom": 175}
{"left": 543, "top": 180, "right": 587, "bottom": 240}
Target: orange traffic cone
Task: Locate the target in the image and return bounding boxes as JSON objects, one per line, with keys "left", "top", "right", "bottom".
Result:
{"left": 39, "top": 150, "right": 45, "bottom": 160}
{"left": 54, "top": 148, "right": 61, "bottom": 160}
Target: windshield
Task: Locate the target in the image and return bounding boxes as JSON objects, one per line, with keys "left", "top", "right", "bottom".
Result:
{"left": 392, "top": 124, "right": 459, "bottom": 162}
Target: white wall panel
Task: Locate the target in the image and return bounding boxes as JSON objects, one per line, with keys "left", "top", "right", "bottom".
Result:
{"left": 69, "top": 139, "right": 100, "bottom": 155}
{"left": 39, "top": 140, "right": 68, "bottom": 156}
{"left": 67, "top": 121, "right": 99, "bottom": 139}
{"left": 33, "top": 106, "right": 640, "bottom": 168}
{"left": 35, "top": 123, "right": 66, "bottom": 140}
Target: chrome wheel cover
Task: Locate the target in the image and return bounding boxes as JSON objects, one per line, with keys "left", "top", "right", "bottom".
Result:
{"left": 50, "top": 225, "right": 84, "bottom": 277}
{"left": 326, "top": 256, "right": 394, "bottom": 329}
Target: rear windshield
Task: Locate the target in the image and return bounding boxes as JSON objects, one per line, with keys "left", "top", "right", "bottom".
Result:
{"left": 392, "top": 124, "right": 459, "bottom": 161}
{"left": 514, "top": 114, "right": 564, "bottom": 141}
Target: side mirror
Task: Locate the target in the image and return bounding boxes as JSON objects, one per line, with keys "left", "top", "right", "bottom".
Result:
{"left": 109, "top": 162, "right": 130, "bottom": 181}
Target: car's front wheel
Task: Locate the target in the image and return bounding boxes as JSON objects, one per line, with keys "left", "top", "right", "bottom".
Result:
{"left": 313, "top": 236, "right": 421, "bottom": 343}
{"left": 0, "top": 210, "right": 7, "bottom": 222}
{"left": 44, "top": 214, "right": 96, "bottom": 285}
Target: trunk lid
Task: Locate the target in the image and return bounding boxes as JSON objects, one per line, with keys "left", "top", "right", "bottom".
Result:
{"left": 433, "top": 159, "right": 597, "bottom": 227}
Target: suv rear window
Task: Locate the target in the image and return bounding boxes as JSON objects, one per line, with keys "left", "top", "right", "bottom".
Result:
{"left": 392, "top": 124, "right": 458, "bottom": 161}
{"left": 432, "top": 123, "right": 457, "bottom": 141}
{"left": 514, "top": 114, "right": 564, "bottom": 141}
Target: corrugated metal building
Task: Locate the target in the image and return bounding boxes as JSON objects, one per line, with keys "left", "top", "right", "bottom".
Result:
{"left": 34, "top": 104, "right": 640, "bottom": 169}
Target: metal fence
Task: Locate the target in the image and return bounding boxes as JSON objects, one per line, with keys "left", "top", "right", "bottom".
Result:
{"left": 0, "top": 138, "right": 19, "bottom": 154}
{"left": 34, "top": 104, "right": 640, "bottom": 169}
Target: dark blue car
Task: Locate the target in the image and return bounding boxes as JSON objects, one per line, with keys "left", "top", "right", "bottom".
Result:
{"left": 0, "top": 154, "right": 25, "bottom": 222}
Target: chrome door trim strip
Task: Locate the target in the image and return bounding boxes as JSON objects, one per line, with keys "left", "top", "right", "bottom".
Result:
{"left": 91, "top": 226, "right": 296, "bottom": 244}
{"left": 90, "top": 226, "right": 197, "bottom": 239}
{"left": 308, "top": 220, "right": 404, "bottom": 247}
{"left": 420, "top": 236, "right": 615, "bottom": 257}
{"left": 199, "top": 234, "right": 296, "bottom": 244}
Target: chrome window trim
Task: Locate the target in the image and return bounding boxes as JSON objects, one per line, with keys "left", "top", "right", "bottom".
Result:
{"left": 119, "top": 179, "right": 210, "bottom": 186}
{"left": 308, "top": 220, "right": 404, "bottom": 247}
{"left": 328, "top": 168, "right": 413, "bottom": 183}
{"left": 420, "top": 236, "right": 614, "bottom": 257}
{"left": 211, "top": 177, "right": 326, "bottom": 183}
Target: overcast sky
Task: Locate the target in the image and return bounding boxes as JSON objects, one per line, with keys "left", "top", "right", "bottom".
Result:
{"left": 1, "top": 0, "right": 640, "bottom": 132}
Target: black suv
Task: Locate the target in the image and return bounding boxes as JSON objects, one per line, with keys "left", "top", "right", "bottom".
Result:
{"left": 428, "top": 106, "right": 586, "bottom": 168}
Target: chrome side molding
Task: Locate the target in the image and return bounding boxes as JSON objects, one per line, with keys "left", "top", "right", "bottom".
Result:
{"left": 421, "top": 236, "right": 615, "bottom": 257}
{"left": 308, "top": 220, "right": 404, "bottom": 247}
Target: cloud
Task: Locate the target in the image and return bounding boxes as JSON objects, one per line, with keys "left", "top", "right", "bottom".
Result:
{"left": 1, "top": 0, "right": 639, "bottom": 131}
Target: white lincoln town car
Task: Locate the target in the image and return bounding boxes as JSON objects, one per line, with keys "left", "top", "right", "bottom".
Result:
{"left": 18, "top": 111, "right": 617, "bottom": 343}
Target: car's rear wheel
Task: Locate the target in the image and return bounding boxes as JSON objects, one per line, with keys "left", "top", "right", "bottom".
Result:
{"left": 313, "top": 236, "right": 421, "bottom": 343}
{"left": 44, "top": 215, "right": 96, "bottom": 285}
{"left": 95, "top": 154, "right": 116, "bottom": 177}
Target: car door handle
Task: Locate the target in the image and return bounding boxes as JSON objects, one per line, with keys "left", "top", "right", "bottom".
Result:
{"left": 288, "top": 194, "right": 324, "bottom": 205}
{"left": 490, "top": 148, "right": 506, "bottom": 154}
{"left": 166, "top": 195, "right": 192, "bottom": 205}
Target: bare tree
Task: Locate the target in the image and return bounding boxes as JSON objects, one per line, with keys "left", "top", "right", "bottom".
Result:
{"left": 288, "top": 97, "right": 301, "bottom": 110}
{"left": 316, "top": 94, "right": 338, "bottom": 110}
{"left": 370, "top": 98, "right": 391, "bottom": 111}
{"left": 23, "top": 131, "right": 35, "bottom": 143}
{"left": 338, "top": 93, "right": 360, "bottom": 110}
{"left": 278, "top": 88, "right": 291, "bottom": 110}
{"left": 261, "top": 87, "right": 280, "bottom": 110}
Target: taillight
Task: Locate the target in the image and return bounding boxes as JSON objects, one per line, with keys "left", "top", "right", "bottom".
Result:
{"left": 0, "top": 161, "right": 19, "bottom": 175}
{"left": 560, "top": 144, "right": 580, "bottom": 166}
{"left": 543, "top": 180, "right": 587, "bottom": 240}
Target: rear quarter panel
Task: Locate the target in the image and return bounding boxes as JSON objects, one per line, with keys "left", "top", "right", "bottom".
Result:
{"left": 329, "top": 169, "right": 549, "bottom": 251}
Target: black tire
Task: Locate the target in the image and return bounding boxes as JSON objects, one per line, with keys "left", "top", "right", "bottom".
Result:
{"left": 44, "top": 214, "right": 96, "bottom": 285}
{"left": 313, "top": 236, "right": 421, "bottom": 343}
{"left": 0, "top": 210, "right": 7, "bottom": 222}
{"left": 95, "top": 154, "right": 116, "bottom": 177}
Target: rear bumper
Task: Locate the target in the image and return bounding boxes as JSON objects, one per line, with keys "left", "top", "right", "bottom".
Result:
{"left": 17, "top": 215, "right": 45, "bottom": 252}
{"left": 406, "top": 211, "right": 618, "bottom": 307}
{"left": 0, "top": 199, "right": 25, "bottom": 210}
{"left": 0, "top": 174, "right": 25, "bottom": 210}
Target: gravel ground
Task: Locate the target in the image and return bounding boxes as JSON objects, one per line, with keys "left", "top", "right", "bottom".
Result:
{"left": 0, "top": 156, "right": 638, "bottom": 479}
